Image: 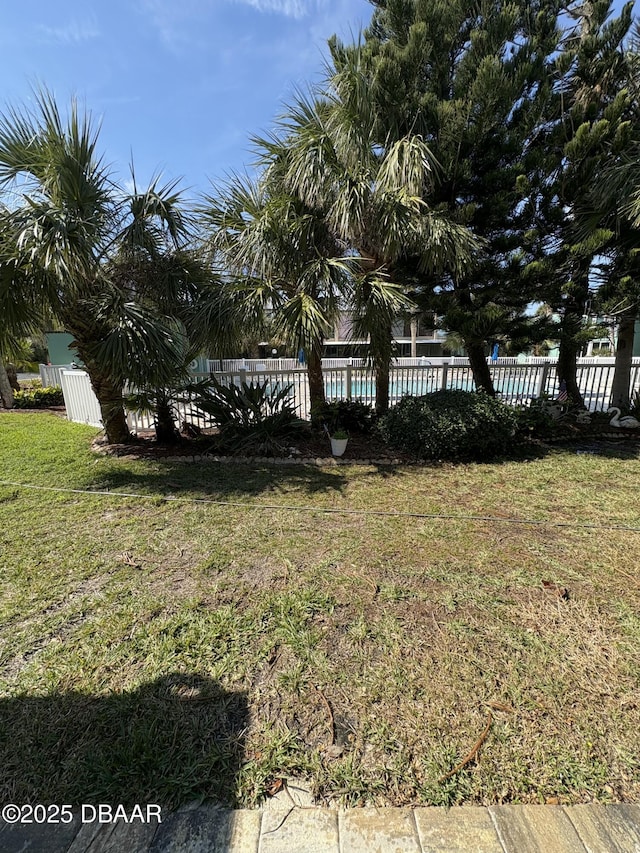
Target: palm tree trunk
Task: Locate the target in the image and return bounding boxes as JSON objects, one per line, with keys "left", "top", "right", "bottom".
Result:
{"left": 155, "top": 394, "right": 179, "bottom": 445}
{"left": 610, "top": 311, "right": 636, "bottom": 409}
{"left": 6, "top": 364, "right": 20, "bottom": 391}
{"left": 306, "top": 344, "right": 326, "bottom": 412}
{"left": 72, "top": 332, "right": 132, "bottom": 443}
{"left": 0, "top": 358, "right": 14, "bottom": 408}
{"left": 375, "top": 356, "right": 391, "bottom": 414}
{"left": 465, "top": 340, "right": 495, "bottom": 395}
{"left": 88, "top": 368, "right": 131, "bottom": 444}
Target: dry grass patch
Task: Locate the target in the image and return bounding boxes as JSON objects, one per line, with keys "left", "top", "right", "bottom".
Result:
{"left": 1, "top": 412, "right": 639, "bottom": 808}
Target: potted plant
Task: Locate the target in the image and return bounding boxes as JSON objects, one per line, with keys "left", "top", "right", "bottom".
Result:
{"left": 330, "top": 428, "right": 349, "bottom": 457}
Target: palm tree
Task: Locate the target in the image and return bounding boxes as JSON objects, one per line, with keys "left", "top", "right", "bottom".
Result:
{"left": 0, "top": 229, "right": 47, "bottom": 408}
{"left": 259, "top": 53, "right": 479, "bottom": 412}
{"left": 201, "top": 171, "right": 354, "bottom": 413}
{"left": 0, "top": 90, "right": 202, "bottom": 442}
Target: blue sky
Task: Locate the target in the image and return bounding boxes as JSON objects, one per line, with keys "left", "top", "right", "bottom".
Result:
{"left": 1, "top": 0, "right": 372, "bottom": 197}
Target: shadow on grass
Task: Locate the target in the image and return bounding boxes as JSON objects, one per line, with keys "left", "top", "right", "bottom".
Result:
{"left": 0, "top": 673, "right": 248, "bottom": 810}
{"left": 347, "top": 443, "right": 550, "bottom": 484}
{"left": 550, "top": 438, "right": 640, "bottom": 460}
{"left": 90, "top": 460, "right": 353, "bottom": 499}
{"left": 83, "top": 443, "right": 556, "bottom": 501}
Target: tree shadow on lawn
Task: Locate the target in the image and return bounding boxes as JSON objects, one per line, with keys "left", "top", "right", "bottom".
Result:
{"left": 348, "top": 444, "right": 550, "bottom": 484}
{"left": 0, "top": 673, "right": 248, "bottom": 811}
{"left": 90, "top": 459, "right": 354, "bottom": 500}
{"left": 79, "top": 437, "right": 640, "bottom": 507}
{"left": 85, "top": 446, "right": 555, "bottom": 503}
{"left": 551, "top": 438, "right": 640, "bottom": 460}
{"left": 90, "top": 441, "right": 554, "bottom": 500}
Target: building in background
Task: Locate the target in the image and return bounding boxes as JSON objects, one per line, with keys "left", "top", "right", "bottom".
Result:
{"left": 323, "top": 313, "right": 448, "bottom": 358}
{"left": 45, "top": 332, "right": 81, "bottom": 366}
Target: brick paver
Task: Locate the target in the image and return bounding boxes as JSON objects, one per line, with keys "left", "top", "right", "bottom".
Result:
{"left": 414, "top": 806, "right": 504, "bottom": 852}
{"left": 148, "top": 805, "right": 239, "bottom": 852}
{"left": 68, "top": 820, "right": 157, "bottom": 852}
{"left": 339, "top": 808, "right": 422, "bottom": 853}
{"left": 0, "top": 813, "right": 82, "bottom": 853}
{"left": 260, "top": 808, "right": 338, "bottom": 853}
{"left": 565, "top": 804, "right": 640, "bottom": 853}
{"left": 2, "top": 804, "right": 640, "bottom": 852}
{"left": 490, "top": 805, "right": 587, "bottom": 853}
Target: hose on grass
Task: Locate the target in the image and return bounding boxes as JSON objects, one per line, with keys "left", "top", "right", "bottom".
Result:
{"left": 1, "top": 479, "right": 640, "bottom": 533}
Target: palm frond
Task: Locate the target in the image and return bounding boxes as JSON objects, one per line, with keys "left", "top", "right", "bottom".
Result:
{"left": 87, "top": 295, "right": 190, "bottom": 388}
{"left": 119, "top": 172, "right": 193, "bottom": 257}
{"left": 272, "top": 291, "right": 332, "bottom": 353}
{"left": 350, "top": 274, "right": 414, "bottom": 366}
{"left": 376, "top": 136, "right": 436, "bottom": 197}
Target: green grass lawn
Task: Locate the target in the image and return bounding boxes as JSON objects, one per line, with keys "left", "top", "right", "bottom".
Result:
{"left": 1, "top": 411, "right": 639, "bottom": 810}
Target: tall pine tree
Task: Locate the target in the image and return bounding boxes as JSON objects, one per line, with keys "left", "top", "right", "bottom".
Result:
{"left": 328, "top": 0, "right": 562, "bottom": 393}
{"left": 527, "top": 0, "right": 634, "bottom": 405}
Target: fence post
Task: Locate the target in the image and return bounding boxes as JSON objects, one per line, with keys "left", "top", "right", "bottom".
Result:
{"left": 535, "top": 363, "right": 550, "bottom": 399}
{"left": 441, "top": 361, "right": 449, "bottom": 391}
{"left": 345, "top": 363, "right": 352, "bottom": 399}
{"left": 239, "top": 368, "right": 247, "bottom": 386}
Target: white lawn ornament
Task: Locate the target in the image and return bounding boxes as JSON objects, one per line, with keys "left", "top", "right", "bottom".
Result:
{"left": 607, "top": 407, "right": 640, "bottom": 429}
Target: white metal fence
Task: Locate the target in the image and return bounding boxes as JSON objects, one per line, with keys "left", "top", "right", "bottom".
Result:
{"left": 55, "top": 371, "right": 209, "bottom": 433}
{"left": 53, "top": 358, "right": 640, "bottom": 432}
{"left": 206, "top": 355, "right": 554, "bottom": 372}
{"left": 59, "top": 370, "right": 103, "bottom": 428}
{"left": 201, "top": 359, "right": 640, "bottom": 419}
{"left": 40, "top": 364, "right": 77, "bottom": 387}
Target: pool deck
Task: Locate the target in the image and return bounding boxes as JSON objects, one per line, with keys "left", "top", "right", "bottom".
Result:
{"left": 2, "top": 803, "right": 640, "bottom": 852}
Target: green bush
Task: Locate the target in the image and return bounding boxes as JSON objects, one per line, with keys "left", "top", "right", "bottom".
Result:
{"left": 16, "top": 378, "right": 43, "bottom": 390}
{"left": 377, "top": 390, "right": 519, "bottom": 461}
{"left": 12, "top": 386, "right": 64, "bottom": 409}
{"left": 311, "top": 399, "right": 376, "bottom": 435}
{"left": 193, "top": 376, "right": 306, "bottom": 455}
{"left": 513, "top": 399, "right": 556, "bottom": 440}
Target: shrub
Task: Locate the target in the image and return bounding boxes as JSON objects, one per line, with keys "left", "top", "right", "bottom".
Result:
{"left": 125, "top": 379, "right": 213, "bottom": 445}
{"left": 193, "top": 376, "right": 306, "bottom": 455}
{"left": 377, "top": 390, "right": 519, "bottom": 461}
{"left": 311, "top": 400, "right": 376, "bottom": 435}
{"left": 12, "top": 386, "right": 64, "bottom": 409}
{"left": 513, "top": 399, "right": 556, "bottom": 440}
{"left": 17, "top": 378, "right": 43, "bottom": 390}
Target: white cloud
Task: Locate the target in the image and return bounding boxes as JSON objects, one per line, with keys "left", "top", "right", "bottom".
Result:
{"left": 138, "top": 0, "right": 365, "bottom": 58}
{"left": 229, "top": 0, "right": 325, "bottom": 18}
{"left": 139, "top": 0, "right": 208, "bottom": 53}
{"left": 37, "top": 18, "right": 100, "bottom": 45}
{"left": 140, "top": 0, "right": 326, "bottom": 49}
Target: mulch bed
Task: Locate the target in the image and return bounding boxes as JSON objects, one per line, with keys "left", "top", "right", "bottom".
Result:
{"left": 92, "top": 429, "right": 409, "bottom": 464}
{"left": 93, "top": 422, "right": 640, "bottom": 464}
{"left": 5, "top": 405, "right": 639, "bottom": 462}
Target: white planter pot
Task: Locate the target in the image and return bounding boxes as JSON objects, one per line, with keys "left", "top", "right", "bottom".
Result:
{"left": 330, "top": 437, "right": 349, "bottom": 457}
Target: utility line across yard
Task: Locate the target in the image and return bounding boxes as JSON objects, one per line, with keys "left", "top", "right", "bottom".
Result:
{"left": 2, "top": 480, "right": 640, "bottom": 534}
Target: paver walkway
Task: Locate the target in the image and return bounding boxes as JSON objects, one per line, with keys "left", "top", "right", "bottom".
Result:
{"left": 1, "top": 804, "right": 640, "bottom": 852}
